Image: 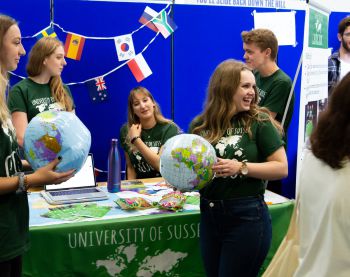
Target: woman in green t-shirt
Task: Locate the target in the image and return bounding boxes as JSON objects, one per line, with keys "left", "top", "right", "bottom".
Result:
{"left": 120, "top": 86, "right": 180, "bottom": 179}
{"left": 8, "top": 36, "right": 75, "bottom": 147}
{"left": 190, "top": 59, "right": 288, "bottom": 277}
{"left": 0, "top": 15, "right": 75, "bottom": 276}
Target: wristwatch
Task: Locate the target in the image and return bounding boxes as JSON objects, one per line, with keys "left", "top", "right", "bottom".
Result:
{"left": 239, "top": 161, "right": 248, "bottom": 176}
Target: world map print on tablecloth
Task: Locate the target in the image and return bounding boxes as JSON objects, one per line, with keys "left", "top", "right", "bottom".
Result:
{"left": 95, "top": 244, "right": 187, "bottom": 276}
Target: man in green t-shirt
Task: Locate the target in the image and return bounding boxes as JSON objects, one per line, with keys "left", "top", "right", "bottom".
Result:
{"left": 241, "top": 28, "right": 294, "bottom": 194}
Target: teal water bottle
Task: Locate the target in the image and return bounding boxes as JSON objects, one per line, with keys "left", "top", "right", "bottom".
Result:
{"left": 107, "top": 138, "right": 121, "bottom": 193}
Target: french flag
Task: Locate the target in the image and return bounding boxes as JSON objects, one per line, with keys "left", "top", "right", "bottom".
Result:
{"left": 127, "top": 54, "right": 152, "bottom": 83}
{"left": 139, "top": 6, "right": 159, "bottom": 32}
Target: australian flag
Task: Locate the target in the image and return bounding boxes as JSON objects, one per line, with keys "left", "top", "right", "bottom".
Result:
{"left": 86, "top": 77, "right": 108, "bottom": 103}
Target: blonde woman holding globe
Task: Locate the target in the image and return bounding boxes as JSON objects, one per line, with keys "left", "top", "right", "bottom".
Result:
{"left": 190, "top": 59, "right": 288, "bottom": 276}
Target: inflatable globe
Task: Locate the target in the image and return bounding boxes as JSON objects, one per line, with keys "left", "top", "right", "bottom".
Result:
{"left": 23, "top": 111, "right": 91, "bottom": 173}
{"left": 160, "top": 134, "right": 217, "bottom": 191}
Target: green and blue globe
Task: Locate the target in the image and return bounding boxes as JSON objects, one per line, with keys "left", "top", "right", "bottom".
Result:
{"left": 23, "top": 111, "right": 91, "bottom": 173}
{"left": 160, "top": 134, "right": 217, "bottom": 191}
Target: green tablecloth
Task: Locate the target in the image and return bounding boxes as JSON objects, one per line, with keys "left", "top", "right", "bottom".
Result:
{"left": 23, "top": 201, "right": 294, "bottom": 277}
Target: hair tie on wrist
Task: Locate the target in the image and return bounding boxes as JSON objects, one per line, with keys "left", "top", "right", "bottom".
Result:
{"left": 16, "top": 172, "right": 28, "bottom": 194}
{"left": 131, "top": 136, "right": 140, "bottom": 144}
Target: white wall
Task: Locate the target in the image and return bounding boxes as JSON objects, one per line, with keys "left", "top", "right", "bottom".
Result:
{"left": 318, "top": 0, "right": 350, "bottom": 13}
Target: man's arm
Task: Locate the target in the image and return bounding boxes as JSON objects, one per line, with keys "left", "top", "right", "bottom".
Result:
{"left": 328, "top": 55, "right": 339, "bottom": 95}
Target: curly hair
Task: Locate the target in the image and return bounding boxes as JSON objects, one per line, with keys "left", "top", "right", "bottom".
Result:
{"left": 241, "top": 28, "right": 278, "bottom": 61}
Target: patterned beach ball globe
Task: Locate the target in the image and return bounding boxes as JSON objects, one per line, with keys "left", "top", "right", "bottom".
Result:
{"left": 23, "top": 111, "right": 91, "bottom": 173}
{"left": 160, "top": 134, "right": 217, "bottom": 191}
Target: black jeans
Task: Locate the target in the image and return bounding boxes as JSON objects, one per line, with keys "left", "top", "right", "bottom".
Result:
{"left": 200, "top": 195, "right": 272, "bottom": 277}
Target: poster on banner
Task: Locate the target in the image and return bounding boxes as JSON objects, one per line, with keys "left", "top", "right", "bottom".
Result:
{"left": 308, "top": 7, "right": 329, "bottom": 48}
{"left": 300, "top": 48, "right": 330, "bottom": 146}
{"left": 296, "top": 2, "right": 330, "bottom": 189}
{"left": 253, "top": 11, "right": 296, "bottom": 46}
{"left": 301, "top": 48, "right": 330, "bottom": 102}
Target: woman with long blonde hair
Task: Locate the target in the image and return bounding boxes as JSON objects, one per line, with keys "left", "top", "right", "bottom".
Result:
{"left": 190, "top": 59, "right": 288, "bottom": 277}
{"left": 8, "top": 36, "right": 74, "bottom": 146}
{"left": 0, "top": 15, "right": 74, "bottom": 276}
{"left": 120, "top": 86, "right": 181, "bottom": 179}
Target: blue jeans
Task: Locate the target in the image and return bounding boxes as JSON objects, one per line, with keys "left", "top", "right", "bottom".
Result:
{"left": 200, "top": 195, "right": 272, "bottom": 277}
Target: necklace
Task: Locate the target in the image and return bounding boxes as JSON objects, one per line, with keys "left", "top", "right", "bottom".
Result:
{"left": 142, "top": 124, "right": 157, "bottom": 139}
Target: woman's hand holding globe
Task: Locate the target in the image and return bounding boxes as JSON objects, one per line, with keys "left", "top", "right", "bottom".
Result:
{"left": 26, "top": 156, "right": 76, "bottom": 187}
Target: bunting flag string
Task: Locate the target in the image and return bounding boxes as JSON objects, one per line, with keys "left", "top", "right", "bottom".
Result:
{"left": 7, "top": 33, "right": 161, "bottom": 88}
{"left": 22, "top": 4, "right": 170, "bottom": 40}
{"left": 10, "top": 4, "right": 174, "bottom": 86}
{"left": 66, "top": 32, "right": 159, "bottom": 85}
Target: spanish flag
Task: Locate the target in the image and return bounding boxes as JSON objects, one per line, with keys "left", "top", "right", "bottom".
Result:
{"left": 64, "top": 33, "right": 85, "bottom": 61}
